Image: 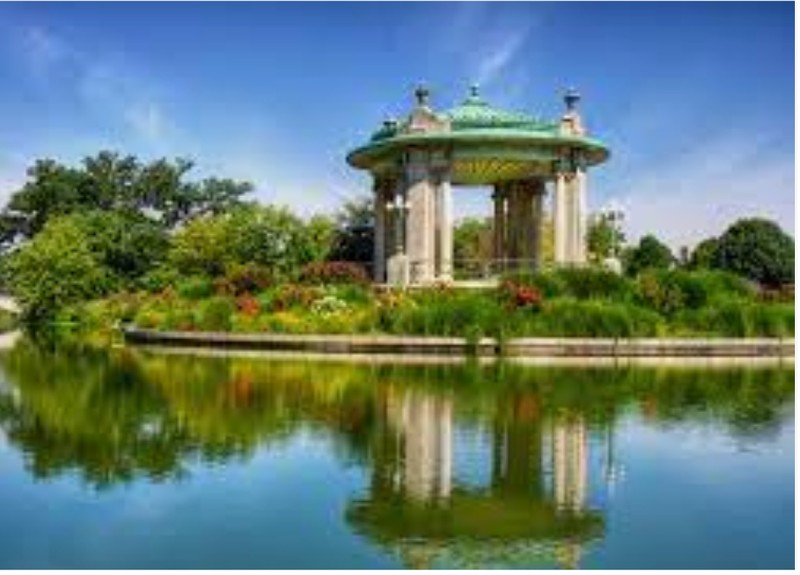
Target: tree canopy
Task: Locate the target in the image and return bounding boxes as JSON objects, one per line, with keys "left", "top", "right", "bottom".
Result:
{"left": 587, "top": 213, "right": 625, "bottom": 263}
{"left": 0, "top": 151, "right": 253, "bottom": 248}
{"left": 708, "top": 218, "right": 794, "bottom": 287}
{"left": 623, "top": 235, "right": 674, "bottom": 277}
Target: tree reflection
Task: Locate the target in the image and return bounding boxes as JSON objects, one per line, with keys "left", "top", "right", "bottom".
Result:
{"left": 0, "top": 341, "right": 793, "bottom": 566}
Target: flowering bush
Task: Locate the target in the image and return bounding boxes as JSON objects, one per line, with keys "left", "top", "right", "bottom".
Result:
{"left": 236, "top": 293, "right": 261, "bottom": 317}
{"left": 270, "top": 284, "right": 322, "bottom": 311}
{"left": 499, "top": 280, "right": 542, "bottom": 311}
{"left": 311, "top": 295, "right": 348, "bottom": 317}
{"left": 298, "top": 261, "right": 369, "bottom": 286}
{"left": 215, "top": 263, "right": 274, "bottom": 296}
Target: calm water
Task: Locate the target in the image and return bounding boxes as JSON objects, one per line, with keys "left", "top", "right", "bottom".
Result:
{"left": 0, "top": 341, "right": 793, "bottom": 569}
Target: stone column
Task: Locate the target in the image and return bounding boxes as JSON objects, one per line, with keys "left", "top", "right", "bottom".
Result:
{"left": 492, "top": 187, "right": 507, "bottom": 268}
{"left": 517, "top": 183, "right": 535, "bottom": 269}
{"left": 553, "top": 173, "right": 568, "bottom": 264}
{"left": 405, "top": 153, "right": 435, "bottom": 284}
{"left": 574, "top": 169, "right": 587, "bottom": 263}
{"left": 531, "top": 179, "right": 546, "bottom": 269}
{"left": 506, "top": 184, "right": 520, "bottom": 268}
{"left": 372, "top": 179, "right": 388, "bottom": 283}
{"left": 436, "top": 176, "right": 453, "bottom": 281}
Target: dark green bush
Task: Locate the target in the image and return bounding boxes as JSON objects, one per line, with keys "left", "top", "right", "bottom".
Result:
{"left": 555, "top": 267, "right": 631, "bottom": 300}
{"left": 197, "top": 297, "right": 234, "bottom": 331}
{"left": 138, "top": 267, "right": 181, "bottom": 293}
{"left": 389, "top": 290, "right": 510, "bottom": 338}
{"left": 501, "top": 270, "right": 566, "bottom": 298}
{"left": 176, "top": 276, "right": 214, "bottom": 300}
{"left": 525, "top": 298, "right": 663, "bottom": 337}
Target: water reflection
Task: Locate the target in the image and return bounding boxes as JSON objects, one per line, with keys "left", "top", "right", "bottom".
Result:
{"left": 0, "top": 340, "right": 793, "bottom": 568}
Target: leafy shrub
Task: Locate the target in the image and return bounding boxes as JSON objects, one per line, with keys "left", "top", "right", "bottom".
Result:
{"left": 298, "top": 261, "right": 369, "bottom": 286}
{"left": 138, "top": 266, "right": 181, "bottom": 293}
{"left": 270, "top": 284, "right": 323, "bottom": 312}
{"left": 177, "top": 276, "right": 214, "bottom": 300}
{"left": 690, "top": 270, "right": 754, "bottom": 302}
{"left": 236, "top": 294, "right": 261, "bottom": 317}
{"left": 635, "top": 272, "right": 689, "bottom": 316}
{"left": 197, "top": 297, "right": 234, "bottom": 331}
{"left": 311, "top": 295, "right": 349, "bottom": 317}
{"left": 525, "top": 299, "right": 663, "bottom": 337}
{"left": 498, "top": 280, "right": 542, "bottom": 310}
{"left": 702, "top": 300, "right": 750, "bottom": 337}
{"left": 555, "top": 267, "right": 631, "bottom": 300}
{"left": 388, "top": 290, "right": 508, "bottom": 338}
{"left": 748, "top": 304, "right": 793, "bottom": 337}
{"left": 215, "top": 263, "right": 274, "bottom": 296}
{"left": 758, "top": 284, "right": 794, "bottom": 304}
{"left": 163, "top": 309, "right": 197, "bottom": 331}
{"left": 134, "top": 308, "right": 165, "bottom": 329}
{"left": 501, "top": 270, "right": 566, "bottom": 298}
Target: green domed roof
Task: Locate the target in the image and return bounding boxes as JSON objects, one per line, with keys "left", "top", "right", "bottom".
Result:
{"left": 348, "top": 84, "right": 610, "bottom": 183}
{"left": 444, "top": 85, "right": 556, "bottom": 133}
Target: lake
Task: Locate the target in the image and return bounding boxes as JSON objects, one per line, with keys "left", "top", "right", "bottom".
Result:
{"left": 0, "top": 340, "right": 793, "bottom": 568}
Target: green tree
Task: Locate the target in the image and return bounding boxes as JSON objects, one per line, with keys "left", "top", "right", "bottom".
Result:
{"left": 587, "top": 213, "right": 625, "bottom": 263}
{"left": 689, "top": 237, "right": 720, "bottom": 270}
{"left": 305, "top": 214, "right": 337, "bottom": 262}
{"left": 168, "top": 214, "right": 233, "bottom": 277}
{"left": 4, "top": 217, "right": 111, "bottom": 320}
{"left": 168, "top": 204, "right": 318, "bottom": 278}
{"left": 623, "top": 234, "right": 674, "bottom": 277}
{"left": 328, "top": 196, "right": 374, "bottom": 264}
{"left": 0, "top": 151, "right": 252, "bottom": 248}
{"left": 227, "top": 204, "right": 316, "bottom": 274}
{"left": 710, "top": 218, "right": 794, "bottom": 287}
{"left": 71, "top": 211, "right": 170, "bottom": 286}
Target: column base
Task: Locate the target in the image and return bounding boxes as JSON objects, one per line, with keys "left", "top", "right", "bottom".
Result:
{"left": 387, "top": 254, "right": 411, "bottom": 287}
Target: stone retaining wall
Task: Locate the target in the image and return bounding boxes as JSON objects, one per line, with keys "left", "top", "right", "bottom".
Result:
{"left": 123, "top": 328, "right": 794, "bottom": 358}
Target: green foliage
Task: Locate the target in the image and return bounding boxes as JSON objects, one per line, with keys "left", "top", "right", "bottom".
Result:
{"left": 298, "top": 261, "right": 369, "bottom": 286}
{"left": 168, "top": 214, "right": 232, "bottom": 276}
{"left": 197, "top": 297, "right": 235, "bottom": 332}
{"left": 388, "top": 289, "right": 509, "bottom": 339}
{"left": 176, "top": 276, "right": 214, "bottom": 300}
{"left": 587, "top": 213, "right": 625, "bottom": 263}
{"left": 555, "top": 267, "right": 631, "bottom": 300}
{"left": 0, "top": 152, "right": 252, "bottom": 247}
{"left": 214, "top": 263, "right": 274, "bottom": 296}
{"left": 5, "top": 217, "right": 112, "bottom": 320}
{"left": 305, "top": 214, "right": 337, "bottom": 262}
{"left": 689, "top": 237, "right": 720, "bottom": 269}
{"left": 139, "top": 267, "right": 182, "bottom": 294}
{"left": 454, "top": 217, "right": 492, "bottom": 264}
{"left": 501, "top": 270, "right": 566, "bottom": 298}
{"left": 623, "top": 235, "right": 674, "bottom": 277}
{"left": 527, "top": 299, "right": 663, "bottom": 338}
{"left": 710, "top": 218, "right": 794, "bottom": 287}
{"left": 69, "top": 211, "right": 169, "bottom": 285}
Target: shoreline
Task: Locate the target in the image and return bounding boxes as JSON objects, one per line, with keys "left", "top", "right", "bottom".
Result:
{"left": 123, "top": 327, "right": 795, "bottom": 359}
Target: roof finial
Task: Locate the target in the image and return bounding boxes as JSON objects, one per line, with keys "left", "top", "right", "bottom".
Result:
{"left": 414, "top": 84, "right": 430, "bottom": 107}
{"left": 470, "top": 83, "right": 480, "bottom": 98}
{"left": 564, "top": 87, "right": 581, "bottom": 112}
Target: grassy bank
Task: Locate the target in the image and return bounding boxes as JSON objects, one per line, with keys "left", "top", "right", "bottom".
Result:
{"left": 56, "top": 267, "right": 794, "bottom": 345}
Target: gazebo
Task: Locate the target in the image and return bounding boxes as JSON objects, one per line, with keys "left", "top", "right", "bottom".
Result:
{"left": 346, "top": 84, "right": 610, "bottom": 285}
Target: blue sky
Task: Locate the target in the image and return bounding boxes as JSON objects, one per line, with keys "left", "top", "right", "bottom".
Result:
{"left": 0, "top": 2, "right": 793, "bottom": 248}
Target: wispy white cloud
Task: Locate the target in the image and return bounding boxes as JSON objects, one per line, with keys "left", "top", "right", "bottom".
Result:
{"left": 20, "top": 25, "right": 69, "bottom": 76}
{"left": 474, "top": 29, "right": 529, "bottom": 87}
{"left": 435, "top": 3, "right": 536, "bottom": 91}
{"left": 609, "top": 131, "right": 794, "bottom": 249}
{"left": 16, "top": 25, "right": 171, "bottom": 146}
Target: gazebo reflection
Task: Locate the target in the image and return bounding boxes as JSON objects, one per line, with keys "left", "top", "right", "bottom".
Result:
{"left": 348, "top": 385, "right": 609, "bottom": 569}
